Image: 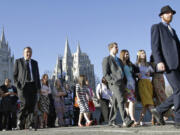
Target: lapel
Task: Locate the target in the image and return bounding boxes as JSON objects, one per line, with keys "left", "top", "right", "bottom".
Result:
{"left": 160, "top": 22, "right": 175, "bottom": 39}
{"left": 19, "top": 58, "right": 27, "bottom": 82}
{"left": 20, "top": 58, "right": 26, "bottom": 69}
{"left": 109, "top": 55, "right": 118, "bottom": 68}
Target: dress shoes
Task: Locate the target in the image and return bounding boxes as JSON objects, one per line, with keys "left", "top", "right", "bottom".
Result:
{"left": 16, "top": 120, "right": 25, "bottom": 130}
{"left": 16, "top": 124, "right": 24, "bottom": 130}
{"left": 123, "top": 120, "right": 134, "bottom": 127}
{"left": 108, "top": 122, "right": 121, "bottom": 128}
{"left": 159, "top": 115, "right": 165, "bottom": 125}
{"left": 29, "top": 126, "right": 37, "bottom": 131}
{"left": 150, "top": 108, "right": 165, "bottom": 125}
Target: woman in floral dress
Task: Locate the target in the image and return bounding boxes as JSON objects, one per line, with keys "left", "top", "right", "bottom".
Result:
{"left": 120, "top": 50, "right": 138, "bottom": 126}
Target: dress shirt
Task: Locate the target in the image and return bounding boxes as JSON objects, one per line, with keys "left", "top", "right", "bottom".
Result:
{"left": 96, "top": 83, "right": 112, "bottom": 100}
{"left": 162, "top": 21, "right": 174, "bottom": 36}
{"left": 25, "top": 59, "right": 34, "bottom": 82}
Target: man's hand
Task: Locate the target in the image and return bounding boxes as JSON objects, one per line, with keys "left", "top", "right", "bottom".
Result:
{"left": 157, "top": 62, "right": 165, "bottom": 71}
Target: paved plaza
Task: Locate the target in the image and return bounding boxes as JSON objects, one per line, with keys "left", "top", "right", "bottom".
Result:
{"left": 0, "top": 122, "right": 180, "bottom": 135}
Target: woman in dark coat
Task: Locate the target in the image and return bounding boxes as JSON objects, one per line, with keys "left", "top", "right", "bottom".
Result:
{"left": 0, "top": 79, "right": 18, "bottom": 131}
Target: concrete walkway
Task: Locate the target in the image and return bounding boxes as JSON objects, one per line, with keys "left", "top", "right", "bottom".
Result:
{"left": 0, "top": 122, "right": 180, "bottom": 135}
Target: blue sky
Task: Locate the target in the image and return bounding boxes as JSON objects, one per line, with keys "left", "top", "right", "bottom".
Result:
{"left": 0, "top": 0, "right": 180, "bottom": 82}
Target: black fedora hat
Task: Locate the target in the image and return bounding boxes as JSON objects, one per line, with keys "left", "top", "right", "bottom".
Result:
{"left": 159, "top": 5, "right": 176, "bottom": 16}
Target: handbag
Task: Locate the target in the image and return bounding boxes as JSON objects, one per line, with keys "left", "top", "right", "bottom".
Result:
{"left": 88, "top": 100, "right": 95, "bottom": 112}
{"left": 74, "top": 96, "right": 79, "bottom": 108}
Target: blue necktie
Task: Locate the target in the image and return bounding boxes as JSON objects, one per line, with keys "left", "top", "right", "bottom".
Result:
{"left": 115, "top": 56, "right": 124, "bottom": 78}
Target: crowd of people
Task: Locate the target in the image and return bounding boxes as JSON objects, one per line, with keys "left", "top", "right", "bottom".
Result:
{"left": 0, "top": 4, "right": 180, "bottom": 131}
{"left": 102, "top": 44, "right": 175, "bottom": 128}
{"left": 0, "top": 74, "right": 97, "bottom": 131}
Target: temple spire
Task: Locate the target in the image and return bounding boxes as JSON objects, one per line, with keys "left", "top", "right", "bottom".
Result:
{"left": 64, "top": 38, "right": 72, "bottom": 58}
{"left": 77, "top": 41, "right": 81, "bottom": 54}
{"left": 1, "top": 27, "right": 6, "bottom": 44}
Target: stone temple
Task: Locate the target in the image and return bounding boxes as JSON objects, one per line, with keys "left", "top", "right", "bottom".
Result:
{"left": 0, "top": 28, "right": 14, "bottom": 85}
{"left": 52, "top": 39, "right": 95, "bottom": 91}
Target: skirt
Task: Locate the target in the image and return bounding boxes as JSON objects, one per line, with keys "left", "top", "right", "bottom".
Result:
{"left": 39, "top": 95, "right": 50, "bottom": 113}
{"left": 126, "top": 79, "right": 136, "bottom": 102}
{"left": 138, "top": 79, "right": 154, "bottom": 107}
{"left": 78, "top": 99, "right": 89, "bottom": 113}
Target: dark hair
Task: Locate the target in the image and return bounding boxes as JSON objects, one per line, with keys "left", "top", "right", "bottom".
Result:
{"left": 120, "top": 49, "right": 132, "bottom": 66}
{"left": 102, "top": 77, "right": 108, "bottom": 86}
{"left": 41, "top": 74, "right": 49, "bottom": 86}
{"left": 24, "top": 46, "right": 32, "bottom": 52}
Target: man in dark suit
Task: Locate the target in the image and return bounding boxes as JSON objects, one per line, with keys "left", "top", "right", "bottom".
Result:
{"left": 14, "top": 47, "right": 41, "bottom": 130}
{"left": 102, "top": 42, "right": 134, "bottom": 127}
{"left": 151, "top": 5, "right": 180, "bottom": 128}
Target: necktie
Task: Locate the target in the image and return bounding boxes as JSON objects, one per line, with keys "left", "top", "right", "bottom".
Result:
{"left": 115, "top": 56, "right": 124, "bottom": 78}
{"left": 26, "top": 60, "right": 31, "bottom": 81}
{"left": 115, "top": 57, "right": 122, "bottom": 67}
{"left": 168, "top": 25, "right": 174, "bottom": 36}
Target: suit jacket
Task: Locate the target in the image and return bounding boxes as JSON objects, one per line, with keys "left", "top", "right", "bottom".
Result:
{"left": 13, "top": 58, "right": 41, "bottom": 91}
{"left": 151, "top": 22, "right": 180, "bottom": 71}
{"left": 102, "top": 55, "right": 125, "bottom": 86}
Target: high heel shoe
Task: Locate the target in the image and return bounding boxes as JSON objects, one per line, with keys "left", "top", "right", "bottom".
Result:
{"left": 86, "top": 120, "right": 93, "bottom": 126}
{"left": 138, "top": 113, "right": 145, "bottom": 126}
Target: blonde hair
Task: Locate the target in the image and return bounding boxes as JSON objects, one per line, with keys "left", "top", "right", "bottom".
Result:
{"left": 108, "top": 42, "right": 117, "bottom": 51}
{"left": 136, "top": 50, "right": 148, "bottom": 66}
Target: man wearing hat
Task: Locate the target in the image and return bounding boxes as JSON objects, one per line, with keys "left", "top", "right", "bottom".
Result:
{"left": 151, "top": 5, "right": 180, "bottom": 128}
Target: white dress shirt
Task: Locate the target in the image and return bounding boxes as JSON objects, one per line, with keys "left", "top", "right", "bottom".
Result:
{"left": 25, "top": 59, "right": 34, "bottom": 81}
{"left": 96, "top": 83, "right": 112, "bottom": 100}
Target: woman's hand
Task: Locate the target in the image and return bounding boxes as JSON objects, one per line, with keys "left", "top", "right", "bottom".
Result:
{"left": 137, "top": 73, "right": 142, "bottom": 79}
{"left": 145, "top": 72, "right": 150, "bottom": 77}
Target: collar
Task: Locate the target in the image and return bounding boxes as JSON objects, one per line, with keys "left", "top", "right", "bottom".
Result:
{"left": 110, "top": 53, "right": 116, "bottom": 58}
{"left": 24, "top": 58, "right": 31, "bottom": 62}
{"left": 161, "top": 20, "right": 170, "bottom": 27}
